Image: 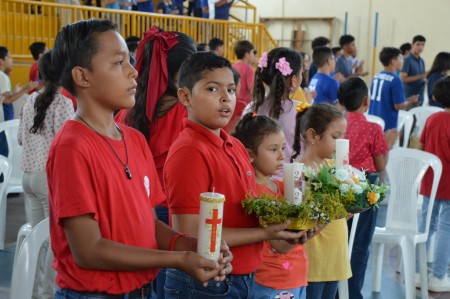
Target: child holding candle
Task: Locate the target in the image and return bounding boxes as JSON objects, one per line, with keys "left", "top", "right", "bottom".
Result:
{"left": 47, "top": 19, "right": 232, "bottom": 299}
{"left": 337, "top": 77, "right": 397, "bottom": 299}
{"left": 233, "top": 112, "right": 309, "bottom": 299}
{"left": 164, "top": 52, "right": 306, "bottom": 298}
{"left": 291, "top": 104, "right": 351, "bottom": 299}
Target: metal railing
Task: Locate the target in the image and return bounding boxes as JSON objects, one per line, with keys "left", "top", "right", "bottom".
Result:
{"left": 0, "top": 0, "right": 277, "bottom": 62}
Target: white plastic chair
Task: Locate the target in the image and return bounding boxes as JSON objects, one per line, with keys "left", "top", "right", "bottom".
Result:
{"left": 409, "top": 106, "right": 444, "bottom": 138}
{"left": 0, "top": 155, "right": 12, "bottom": 250}
{"left": 371, "top": 149, "right": 442, "bottom": 299}
{"left": 13, "top": 222, "right": 32, "bottom": 267}
{"left": 393, "top": 110, "right": 413, "bottom": 148}
{"left": 10, "top": 217, "right": 49, "bottom": 299}
{"left": 365, "top": 114, "right": 385, "bottom": 131}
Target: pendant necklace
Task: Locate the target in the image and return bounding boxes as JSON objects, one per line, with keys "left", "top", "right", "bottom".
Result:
{"left": 76, "top": 115, "right": 132, "bottom": 180}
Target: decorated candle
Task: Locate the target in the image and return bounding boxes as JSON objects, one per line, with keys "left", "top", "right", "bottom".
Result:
{"left": 284, "top": 163, "right": 304, "bottom": 205}
{"left": 197, "top": 192, "right": 225, "bottom": 261}
{"left": 336, "top": 139, "right": 350, "bottom": 169}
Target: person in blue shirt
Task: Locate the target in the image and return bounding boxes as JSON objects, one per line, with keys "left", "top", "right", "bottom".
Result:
{"left": 400, "top": 35, "right": 427, "bottom": 105}
{"left": 213, "top": 0, "right": 234, "bottom": 20}
{"left": 308, "top": 36, "right": 330, "bottom": 80}
{"left": 369, "top": 47, "right": 418, "bottom": 131}
{"left": 426, "top": 52, "right": 450, "bottom": 108}
{"left": 308, "top": 46, "right": 339, "bottom": 105}
{"left": 335, "top": 34, "right": 368, "bottom": 81}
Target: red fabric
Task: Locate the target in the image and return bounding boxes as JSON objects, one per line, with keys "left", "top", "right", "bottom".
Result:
{"left": 345, "top": 112, "right": 389, "bottom": 173}
{"left": 164, "top": 119, "right": 262, "bottom": 274}
{"left": 47, "top": 121, "right": 165, "bottom": 293}
{"left": 420, "top": 112, "right": 450, "bottom": 200}
{"left": 255, "top": 180, "right": 308, "bottom": 289}
{"left": 134, "top": 26, "right": 179, "bottom": 126}
{"left": 29, "top": 62, "right": 39, "bottom": 82}
{"left": 115, "top": 102, "right": 187, "bottom": 204}
{"left": 224, "top": 100, "right": 246, "bottom": 133}
{"left": 60, "top": 88, "right": 77, "bottom": 110}
{"left": 232, "top": 61, "right": 254, "bottom": 104}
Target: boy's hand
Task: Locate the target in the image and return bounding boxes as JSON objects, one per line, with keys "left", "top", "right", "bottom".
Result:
{"left": 263, "top": 221, "right": 307, "bottom": 244}
{"left": 406, "top": 95, "right": 419, "bottom": 108}
{"left": 0, "top": 95, "right": 4, "bottom": 103}
{"left": 214, "top": 241, "right": 233, "bottom": 282}
{"left": 179, "top": 251, "right": 222, "bottom": 284}
{"left": 304, "top": 88, "right": 316, "bottom": 104}
{"left": 384, "top": 129, "right": 399, "bottom": 149}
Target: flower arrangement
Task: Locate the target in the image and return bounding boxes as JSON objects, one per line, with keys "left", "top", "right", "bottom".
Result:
{"left": 305, "top": 164, "right": 389, "bottom": 213}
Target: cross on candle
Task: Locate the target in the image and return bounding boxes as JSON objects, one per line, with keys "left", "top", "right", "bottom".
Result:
{"left": 205, "top": 207, "right": 222, "bottom": 253}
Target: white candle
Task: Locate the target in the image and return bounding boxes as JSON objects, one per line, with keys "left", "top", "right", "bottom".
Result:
{"left": 336, "top": 139, "right": 350, "bottom": 169}
{"left": 284, "top": 163, "right": 304, "bottom": 204}
{"left": 197, "top": 192, "right": 225, "bottom": 261}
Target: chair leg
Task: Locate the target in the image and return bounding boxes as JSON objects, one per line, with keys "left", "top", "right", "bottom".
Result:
{"left": 0, "top": 193, "right": 7, "bottom": 250}
{"left": 372, "top": 242, "right": 385, "bottom": 292}
{"left": 400, "top": 238, "right": 416, "bottom": 299}
{"left": 418, "top": 243, "right": 429, "bottom": 299}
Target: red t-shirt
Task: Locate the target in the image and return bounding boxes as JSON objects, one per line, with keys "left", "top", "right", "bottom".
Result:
{"left": 255, "top": 180, "right": 308, "bottom": 289}
{"left": 115, "top": 102, "right": 187, "bottom": 201}
{"left": 47, "top": 121, "right": 165, "bottom": 293}
{"left": 29, "top": 61, "right": 39, "bottom": 82}
{"left": 164, "top": 119, "right": 261, "bottom": 274}
{"left": 345, "top": 112, "right": 389, "bottom": 173}
{"left": 420, "top": 112, "right": 450, "bottom": 200}
{"left": 233, "top": 61, "right": 254, "bottom": 104}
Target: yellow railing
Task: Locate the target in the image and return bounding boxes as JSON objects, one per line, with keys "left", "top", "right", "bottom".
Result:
{"left": 230, "top": 0, "right": 257, "bottom": 23}
{"left": 0, "top": 0, "right": 277, "bottom": 63}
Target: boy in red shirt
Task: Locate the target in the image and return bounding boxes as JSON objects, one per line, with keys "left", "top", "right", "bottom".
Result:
{"left": 164, "top": 52, "right": 305, "bottom": 298}
{"left": 47, "top": 19, "right": 231, "bottom": 299}
{"left": 338, "top": 77, "right": 397, "bottom": 299}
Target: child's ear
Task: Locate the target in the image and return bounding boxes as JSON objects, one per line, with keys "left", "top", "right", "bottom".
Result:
{"left": 177, "top": 87, "right": 191, "bottom": 107}
{"left": 363, "top": 96, "right": 370, "bottom": 108}
{"left": 72, "top": 66, "right": 90, "bottom": 89}
{"left": 246, "top": 148, "right": 255, "bottom": 163}
{"left": 306, "top": 128, "right": 319, "bottom": 144}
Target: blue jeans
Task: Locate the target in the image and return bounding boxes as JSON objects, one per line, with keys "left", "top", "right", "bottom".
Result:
{"left": 347, "top": 172, "right": 379, "bottom": 299}
{"left": 164, "top": 268, "right": 255, "bottom": 298}
{"left": 54, "top": 287, "right": 155, "bottom": 299}
{"left": 0, "top": 131, "right": 8, "bottom": 182}
{"left": 253, "top": 282, "right": 306, "bottom": 299}
{"left": 154, "top": 206, "right": 169, "bottom": 299}
{"left": 418, "top": 197, "right": 450, "bottom": 279}
{"left": 306, "top": 281, "right": 338, "bottom": 299}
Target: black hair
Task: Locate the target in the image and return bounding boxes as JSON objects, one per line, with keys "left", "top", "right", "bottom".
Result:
{"left": 125, "top": 31, "right": 196, "bottom": 139}
{"left": 209, "top": 38, "right": 224, "bottom": 51}
{"left": 232, "top": 67, "right": 240, "bottom": 84}
{"left": 427, "top": 52, "right": 450, "bottom": 78}
{"left": 432, "top": 76, "right": 450, "bottom": 108}
{"left": 299, "top": 51, "right": 309, "bottom": 88}
{"left": 234, "top": 40, "right": 254, "bottom": 59}
{"left": 0, "top": 46, "right": 8, "bottom": 60}
{"left": 232, "top": 112, "right": 283, "bottom": 153}
{"left": 379, "top": 47, "right": 401, "bottom": 67}
{"left": 51, "top": 19, "right": 117, "bottom": 96}
{"left": 399, "top": 43, "right": 411, "bottom": 55}
{"left": 412, "top": 35, "right": 426, "bottom": 44}
{"left": 251, "top": 47, "right": 302, "bottom": 119}
{"left": 339, "top": 35, "right": 355, "bottom": 47}
{"left": 29, "top": 42, "right": 46, "bottom": 61}
{"left": 331, "top": 47, "right": 342, "bottom": 56}
{"left": 311, "top": 36, "right": 330, "bottom": 50}
{"left": 125, "top": 35, "right": 140, "bottom": 43}
{"left": 178, "top": 51, "right": 233, "bottom": 91}
{"left": 127, "top": 42, "right": 139, "bottom": 54}
{"left": 30, "top": 51, "right": 61, "bottom": 133}
{"left": 337, "top": 77, "right": 368, "bottom": 112}
{"left": 312, "top": 46, "right": 332, "bottom": 68}
{"left": 292, "top": 104, "right": 344, "bottom": 161}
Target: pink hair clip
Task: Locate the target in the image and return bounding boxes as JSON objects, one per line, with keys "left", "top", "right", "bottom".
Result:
{"left": 275, "top": 57, "right": 293, "bottom": 76}
{"left": 258, "top": 51, "right": 268, "bottom": 69}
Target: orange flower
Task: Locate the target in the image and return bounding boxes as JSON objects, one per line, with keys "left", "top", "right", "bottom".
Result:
{"left": 367, "top": 192, "right": 380, "bottom": 205}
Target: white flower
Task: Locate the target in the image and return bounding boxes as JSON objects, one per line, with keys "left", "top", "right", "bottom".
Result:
{"left": 351, "top": 184, "right": 364, "bottom": 194}
{"left": 335, "top": 168, "right": 350, "bottom": 182}
{"left": 339, "top": 183, "right": 350, "bottom": 193}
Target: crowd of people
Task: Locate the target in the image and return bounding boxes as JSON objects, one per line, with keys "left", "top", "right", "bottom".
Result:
{"left": 0, "top": 15, "right": 449, "bottom": 299}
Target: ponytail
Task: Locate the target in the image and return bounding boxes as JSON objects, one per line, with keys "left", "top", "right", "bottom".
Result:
{"left": 291, "top": 108, "right": 308, "bottom": 161}
{"left": 30, "top": 51, "right": 59, "bottom": 134}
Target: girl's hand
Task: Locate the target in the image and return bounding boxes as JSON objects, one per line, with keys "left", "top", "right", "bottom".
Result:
{"left": 215, "top": 240, "right": 233, "bottom": 281}
{"left": 178, "top": 251, "right": 222, "bottom": 284}
{"left": 263, "top": 221, "right": 306, "bottom": 243}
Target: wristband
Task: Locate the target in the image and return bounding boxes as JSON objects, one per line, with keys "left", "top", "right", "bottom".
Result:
{"left": 169, "top": 233, "right": 189, "bottom": 251}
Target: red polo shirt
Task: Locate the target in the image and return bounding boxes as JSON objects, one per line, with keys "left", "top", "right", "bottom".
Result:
{"left": 164, "top": 119, "right": 261, "bottom": 274}
{"left": 345, "top": 112, "right": 389, "bottom": 173}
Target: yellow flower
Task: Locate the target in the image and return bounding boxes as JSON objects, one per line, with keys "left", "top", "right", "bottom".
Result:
{"left": 367, "top": 192, "right": 380, "bottom": 205}
{"left": 352, "top": 176, "right": 360, "bottom": 184}
{"left": 296, "top": 102, "right": 311, "bottom": 113}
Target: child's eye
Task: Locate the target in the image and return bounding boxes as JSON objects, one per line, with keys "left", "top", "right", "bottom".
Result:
{"left": 228, "top": 88, "right": 236, "bottom": 94}
{"left": 207, "top": 87, "right": 218, "bottom": 92}
{"left": 115, "top": 61, "right": 124, "bottom": 65}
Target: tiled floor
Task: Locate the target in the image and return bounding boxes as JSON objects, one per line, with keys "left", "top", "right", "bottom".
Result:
{"left": 0, "top": 195, "right": 449, "bottom": 299}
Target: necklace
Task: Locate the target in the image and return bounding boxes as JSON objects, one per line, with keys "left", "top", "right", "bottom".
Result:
{"left": 76, "top": 115, "right": 132, "bottom": 180}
